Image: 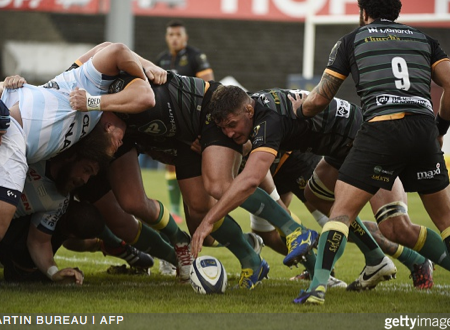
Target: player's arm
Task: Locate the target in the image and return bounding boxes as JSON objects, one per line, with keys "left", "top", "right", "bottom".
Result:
{"left": 196, "top": 69, "right": 214, "bottom": 82}
{"left": 191, "top": 150, "right": 275, "bottom": 257}
{"left": 27, "top": 223, "right": 84, "bottom": 285}
{"left": 298, "top": 71, "right": 344, "bottom": 118}
{"left": 69, "top": 78, "right": 155, "bottom": 113}
{"left": 432, "top": 59, "right": 450, "bottom": 147}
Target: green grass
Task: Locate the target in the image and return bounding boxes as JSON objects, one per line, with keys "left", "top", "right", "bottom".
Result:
{"left": 1, "top": 169, "right": 449, "bottom": 315}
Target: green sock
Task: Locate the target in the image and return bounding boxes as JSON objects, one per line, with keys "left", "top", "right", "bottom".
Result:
{"left": 150, "top": 201, "right": 188, "bottom": 245}
{"left": 211, "top": 215, "right": 261, "bottom": 271}
{"left": 98, "top": 225, "right": 123, "bottom": 248}
{"left": 310, "top": 222, "right": 348, "bottom": 291}
{"left": 349, "top": 217, "right": 384, "bottom": 266}
{"left": 132, "top": 222, "right": 178, "bottom": 266}
{"left": 241, "top": 187, "right": 304, "bottom": 235}
{"left": 392, "top": 245, "right": 426, "bottom": 272}
{"left": 166, "top": 174, "right": 181, "bottom": 215}
{"left": 416, "top": 227, "right": 450, "bottom": 271}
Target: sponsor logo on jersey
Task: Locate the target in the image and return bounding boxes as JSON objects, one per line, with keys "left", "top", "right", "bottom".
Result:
{"left": 375, "top": 94, "right": 433, "bottom": 111}
{"left": 367, "top": 27, "right": 413, "bottom": 35}
{"left": 42, "top": 80, "right": 60, "bottom": 90}
{"left": 179, "top": 55, "right": 188, "bottom": 67}
{"left": 251, "top": 123, "right": 266, "bottom": 146}
{"left": 269, "top": 90, "right": 281, "bottom": 105}
{"left": 364, "top": 35, "right": 401, "bottom": 43}
{"left": 139, "top": 120, "right": 168, "bottom": 135}
{"left": 109, "top": 78, "right": 125, "bottom": 94}
{"left": 417, "top": 163, "right": 441, "bottom": 180}
{"left": 335, "top": 99, "right": 350, "bottom": 118}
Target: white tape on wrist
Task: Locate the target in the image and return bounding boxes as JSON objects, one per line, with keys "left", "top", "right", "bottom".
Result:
{"left": 47, "top": 265, "right": 59, "bottom": 280}
{"left": 269, "top": 188, "right": 280, "bottom": 201}
{"left": 86, "top": 91, "right": 101, "bottom": 111}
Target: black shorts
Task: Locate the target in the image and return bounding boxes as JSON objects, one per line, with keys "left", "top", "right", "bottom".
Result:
{"left": 339, "top": 114, "right": 449, "bottom": 195}
{"left": 273, "top": 151, "right": 322, "bottom": 202}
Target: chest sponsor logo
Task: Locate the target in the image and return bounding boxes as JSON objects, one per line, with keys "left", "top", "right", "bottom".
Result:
{"left": 139, "top": 120, "right": 168, "bottom": 136}
{"left": 417, "top": 163, "right": 441, "bottom": 180}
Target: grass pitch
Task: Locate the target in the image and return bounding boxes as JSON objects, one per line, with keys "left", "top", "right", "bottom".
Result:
{"left": 1, "top": 169, "right": 449, "bottom": 316}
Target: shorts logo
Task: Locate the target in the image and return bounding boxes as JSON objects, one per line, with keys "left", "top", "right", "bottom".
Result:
{"left": 7, "top": 190, "right": 17, "bottom": 199}
{"left": 417, "top": 163, "right": 441, "bottom": 180}
{"left": 296, "top": 176, "right": 306, "bottom": 189}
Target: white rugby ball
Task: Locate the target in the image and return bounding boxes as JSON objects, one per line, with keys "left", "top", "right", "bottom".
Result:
{"left": 190, "top": 256, "right": 227, "bottom": 294}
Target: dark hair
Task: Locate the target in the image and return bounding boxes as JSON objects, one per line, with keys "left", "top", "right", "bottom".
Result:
{"left": 53, "top": 128, "right": 113, "bottom": 171}
{"left": 209, "top": 85, "right": 249, "bottom": 124}
{"left": 358, "top": 0, "right": 402, "bottom": 21}
{"left": 166, "top": 20, "right": 185, "bottom": 29}
{"left": 58, "top": 200, "right": 105, "bottom": 239}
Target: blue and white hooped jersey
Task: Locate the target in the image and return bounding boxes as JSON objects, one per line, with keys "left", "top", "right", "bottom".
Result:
{"left": 1, "top": 58, "right": 115, "bottom": 163}
{"left": 14, "top": 161, "right": 69, "bottom": 235}
{"left": 16, "top": 84, "right": 102, "bottom": 163}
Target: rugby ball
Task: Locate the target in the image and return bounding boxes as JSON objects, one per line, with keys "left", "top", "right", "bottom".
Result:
{"left": 190, "top": 256, "right": 227, "bottom": 294}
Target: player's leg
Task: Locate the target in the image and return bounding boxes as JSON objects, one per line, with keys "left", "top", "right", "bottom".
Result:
{"left": 0, "top": 118, "right": 27, "bottom": 241}
{"left": 108, "top": 148, "right": 188, "bottom": 245}
{"left": 295, "top": 180, "right": 372, "bottom": 304}
{"left": 164, "top": 164, "right": 182, "bottom": 223}
{"left": 420, "top": 186, "right": 450, "bottom": 256}
{"left": 306, "top": 158, "right": 390, "bottom": 273}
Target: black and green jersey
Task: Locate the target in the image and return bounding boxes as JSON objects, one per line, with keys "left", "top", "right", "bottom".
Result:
{"left": 326, "top": 19, "right": 449, "bottom": 121}
{"left": 109, "top": 72, "right": 212, "bottom": 147}
{"left": 248, "top": 89, "right": 362, "bottom": 160}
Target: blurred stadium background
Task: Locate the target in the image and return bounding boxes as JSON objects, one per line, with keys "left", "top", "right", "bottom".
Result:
{"left": 1, "top": 0, "right": 450, "bottom": 153}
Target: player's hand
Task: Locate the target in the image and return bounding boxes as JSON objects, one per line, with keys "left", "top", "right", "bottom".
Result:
{"left": 191, "top": 220, "right": 214, "bottom": 258}
{"left": 52, "top": 267, "right": 84, "bottom": 285}
{"left": 3, "top": 75, "right": 27, "bottom": 89}
{"left": 145, "top": 64, "right": 167, "bottom": 85}
{"left": 288, "top": 92, "right": 306, "bottom": 117}
{"left": 69, "top": 87, "right": 88, "bottom": 111}
{"left": 190, "top": 137, "right": 202, "bottom": 155}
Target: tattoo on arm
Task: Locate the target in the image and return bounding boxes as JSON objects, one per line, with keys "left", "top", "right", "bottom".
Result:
{"left": 315, "top": 73, "right": 343, "bottom": 101}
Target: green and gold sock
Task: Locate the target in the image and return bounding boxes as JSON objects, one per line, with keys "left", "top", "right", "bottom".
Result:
{"left": 241, "top": 187, "right": 305, "bottom": 235}
{"left": 416, "top": 226, "right": 450, "bottom": 271}
{"left": 211, "top": 215, "right": 261, "bottom": 271}
{"left": 130, "top": 221, "right": 178, "bottom": 266}
{"left": 310, "top": 221, "right": 348, "bottom": 291}
{"left": 150, "top": 201, "right": 188, "bottom": 245}
{"left": 349, "top": 217, "right": 384, "bottom": 266}
{"left": 165, "top": 171, "right": 181, "bottom": 216}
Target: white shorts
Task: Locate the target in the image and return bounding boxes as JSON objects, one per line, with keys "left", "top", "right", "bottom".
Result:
{"left": 0, "top": 117, "right": 27, "bottom": 197}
